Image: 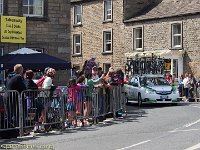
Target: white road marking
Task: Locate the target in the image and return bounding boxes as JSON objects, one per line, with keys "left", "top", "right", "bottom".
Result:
{"left": 192, "top": 106, "right": 200, "bottom": 109}
{"left": 169, "top": 128, "right": 200, "bottom": 133}
{"left": 184, "top": 119, "right": 200, "bottom": 128}
{"left": 184, "top": 143, "right": 200, "bottom": 150}
{"left": 116, "top": 140, "right": 151, "bottom": 150}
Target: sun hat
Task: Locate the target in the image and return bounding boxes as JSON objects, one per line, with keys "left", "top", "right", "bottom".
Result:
{"left": 46, "top": 68, "right": 56, "bottom": 77}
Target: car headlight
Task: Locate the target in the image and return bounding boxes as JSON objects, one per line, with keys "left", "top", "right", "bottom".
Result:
{"left": 145, "top": 88, "right": 156, "bottom": 94}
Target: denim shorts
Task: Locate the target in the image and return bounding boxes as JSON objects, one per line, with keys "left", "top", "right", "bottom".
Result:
{"left": 66, "top": 101, "right": 76, "bottom": 111}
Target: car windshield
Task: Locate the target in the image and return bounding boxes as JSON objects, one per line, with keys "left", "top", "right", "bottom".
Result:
{"left": 141, "top": 77, "right": 169, "bottom": 86}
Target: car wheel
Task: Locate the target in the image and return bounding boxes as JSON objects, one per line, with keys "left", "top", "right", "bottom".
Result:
{"left": 138, "top": 93, "right": 142, "bottom": 107}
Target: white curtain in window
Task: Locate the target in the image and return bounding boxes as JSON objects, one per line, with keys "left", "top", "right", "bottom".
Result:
{"left": 34, "top": 0, "right": 43, "bottom": 15}
{"left": 105, "top": 0, "right": 111, "bottom": 20}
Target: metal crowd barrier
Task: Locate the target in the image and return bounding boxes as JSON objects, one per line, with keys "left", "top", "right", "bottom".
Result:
{"left": 0, "top": 90, "right": 21, "bottom": 133}
{"left": 0, "top": 85, "right": 127, "bottom": 137}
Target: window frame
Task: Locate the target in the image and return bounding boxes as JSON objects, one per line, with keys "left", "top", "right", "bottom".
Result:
{"left": 133, "top": 26, "right": 143, "bottom": 51}
{"left": 22, "top": 0, "right": 44, "bottom": 18}
{"left": 74, "top": 4, "right": 82, "bottom": 25}
{"left": 0, "top": 0, "right": 3, "bottom": 15}
{"left": 102, "top": 29, "right": 113, "bottom": 53}
{"left": 103, "top": 63, "right": 111, "bottom": 73}
{"left": 73, "top": 33, "right": 82, "bottom": 55}
{"left": 103, "top": 0, "right": 112, "bottom": 22}
{"left": 171, "top": 22, "right": 182, "bottom": 49}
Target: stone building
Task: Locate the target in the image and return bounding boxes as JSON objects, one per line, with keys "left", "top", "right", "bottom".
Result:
{"left": 0, "top": 0, "right": 71, "bottom": 85}
{"left": 70, "top": 0, "right": 200, "bottom": 79}
{"left": 124, "top": 0, "right": 200, "bottom": 79}
{"left": 70, "top": 0, "right": 125, "bottom": 73}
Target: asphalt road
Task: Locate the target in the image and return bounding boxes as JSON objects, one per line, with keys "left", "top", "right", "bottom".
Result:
{"left": 1, "top": 102, "right": 200, "bottom": 150}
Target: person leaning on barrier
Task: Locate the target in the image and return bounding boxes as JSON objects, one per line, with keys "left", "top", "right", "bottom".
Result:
{"left": 84, "top": 72, "right": 104, "bottom": 124}
{"left": 24, "top": 70, "right": 38, "bottom": 116}
{"left": 24, "top": 70, "right": 38, "bottom": 90}
{"left": 37, "top": 68, "right": 56, "bottom": 125}
{"left": 2, "top": 64, "right": 26, "bottom": 138}
{"left": 38, "top": 68, "right": 57, "bottom": 97}
{"left": 5, "top": 64, "right": 26, "bottom": 93}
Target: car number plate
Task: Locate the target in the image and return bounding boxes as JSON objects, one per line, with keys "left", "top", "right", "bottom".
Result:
{"left": 160, "top": 95, "right": 168, "bottom": 99}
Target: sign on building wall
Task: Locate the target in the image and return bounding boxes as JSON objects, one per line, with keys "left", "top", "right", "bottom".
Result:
{"left": 1, "top": 16, "right": 26, "bottom": 43}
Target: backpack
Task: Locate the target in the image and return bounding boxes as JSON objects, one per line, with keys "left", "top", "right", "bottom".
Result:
{"left": 36, "top": 76, "right": 46, "bottom": 87}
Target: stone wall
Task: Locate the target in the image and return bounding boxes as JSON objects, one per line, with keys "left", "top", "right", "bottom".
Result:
{"left": 124, "top": 15, "right": 200, "bottom": 78}
{"left": 71, "top": 0, "right": 125, "bottom": 71}
{"left": 0, "top": 0, "right": 71, "bottom": 85}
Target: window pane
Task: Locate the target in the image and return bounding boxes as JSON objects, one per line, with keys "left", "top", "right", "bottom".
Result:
{"left": 29, "top": 6, "right": 33, "bottom": 14}
{"left": 76, "top": 45, "right": 80, "bottom": 54}
{"left": 104, "top": 0, "right": 112, "bottom": 20}
{"left": 136, "top": 39, "right": 142, "bottom": 49}
{"left": 173, "top": 24, "right": 181, "bottom": 34}
{"left": 76, "top": 15, "right": 81, "bottom": 23}
{"left": 105, "top": 32, "right": 111, "bottom": 41}
{"left": 23, "top": 0, "right": 43, "bottom": 16}
{"left": 29, "top": 0, "right": 34, "bottom": 5}
{"left": 34, "top": 0, "right": 43, "bottom": 15}
{"left": 104, "top": 64, "right": 111, "bottom": 73}
{"left": 75, "top": 5, "right": 82, "bottom": 24}
{"left": 105, "top": 0, "right": 111, "bottom": 10}
{"left": 34, "top": 6, "right": 42, "bottom": 15}
{"left": 106, "top": 43, "right": 111, "bottom": 51}
{"left": 76, "top": 5, "right": 81, "bottom": 14}
{"left": 75, "top": 35, "right": 80, "bottom": 43}
{"left": 173, "top": 36, "right": 181, "bottom": 46}
{"left": 23, "top": 6, "right": 29, "bottom": 14}
{"left": 104, "top": 31, "right": 112, "bottom": 52}
{"left": 0, "top": 0, "right": 3, "bottom": 14}
{"left": 136, "top": 28, "right": 142, "bottom": 38}
{"left": 23, "top": 0, "right": 28, "bottom": 5}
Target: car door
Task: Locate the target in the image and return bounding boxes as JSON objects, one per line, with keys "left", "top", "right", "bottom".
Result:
{"left": 126, "top": 79, "right": 134, "bottom": 99}
{"left": 129, "top": 77, "right": 139, "bottom": 101}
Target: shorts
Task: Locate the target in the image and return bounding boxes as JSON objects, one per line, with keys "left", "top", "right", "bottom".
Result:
{"left": 66, "top": 101, "right": 76, "bottom": 111}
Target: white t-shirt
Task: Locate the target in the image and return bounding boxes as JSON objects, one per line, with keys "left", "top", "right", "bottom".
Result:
{"left": 183, "top": 77, "right": 190, "bottom": 88}
{"left": 39, "top": 77, "right": 53, "bottom": 97}
{"left": 42, "top": 77, "right": 53, "bottom": 89}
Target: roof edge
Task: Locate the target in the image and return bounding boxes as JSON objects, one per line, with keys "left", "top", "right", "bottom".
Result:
{"left": 124, "top": 11, "right": 200, "bottom": 23}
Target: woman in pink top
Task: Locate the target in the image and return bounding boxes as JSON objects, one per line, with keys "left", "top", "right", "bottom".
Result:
{"left": 66, "top": 78, "right": 81, "bottom": 128}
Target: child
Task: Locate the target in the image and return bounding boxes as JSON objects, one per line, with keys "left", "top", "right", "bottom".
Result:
{"left": 76, "top": 75, "right": 86, "bottom": 115}
{"left": 84, "top": 73, "right": 104, "bottom": 125}
{"left": 66, "top": 79, "right": 81, "bottom": 128}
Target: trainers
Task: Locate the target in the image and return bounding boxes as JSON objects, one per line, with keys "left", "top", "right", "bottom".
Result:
{"left": 83, "top": 121, "right": 91, "bottom": 127}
